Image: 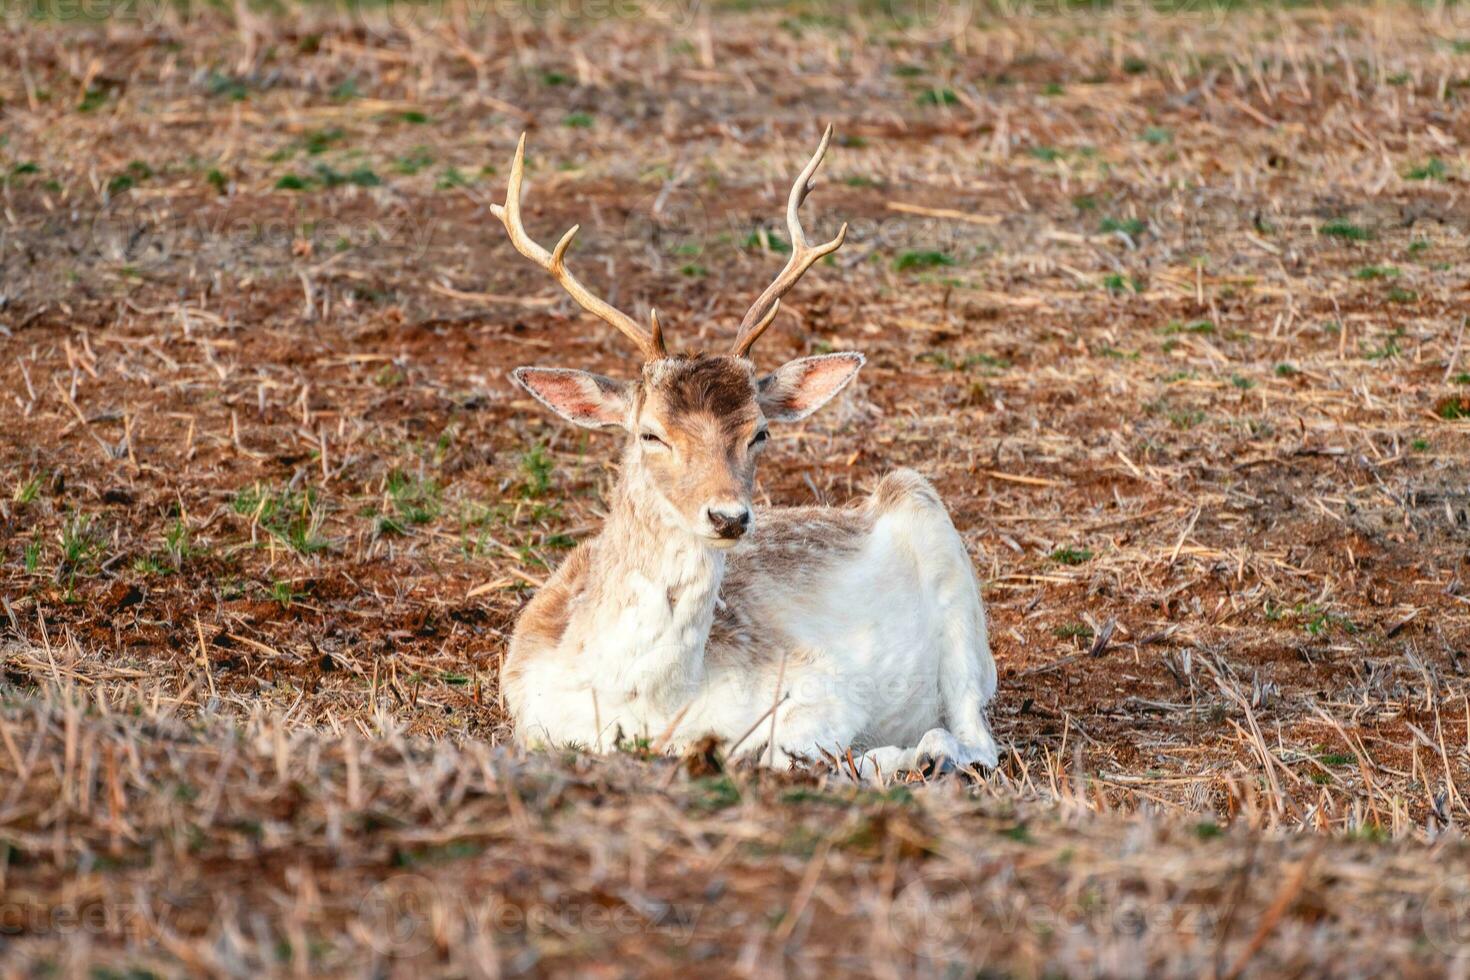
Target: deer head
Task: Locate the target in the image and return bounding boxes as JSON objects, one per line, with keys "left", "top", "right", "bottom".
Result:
{"left": 500, "top": 127, "right": 863, "bottom": 548}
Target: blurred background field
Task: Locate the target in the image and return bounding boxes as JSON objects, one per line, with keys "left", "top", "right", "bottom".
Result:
{"left": 2, "top": 0, "right": 1469, "bottom": 974}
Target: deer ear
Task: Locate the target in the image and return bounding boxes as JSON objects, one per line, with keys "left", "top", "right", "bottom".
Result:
{"left": 511, "top": 367, "right": 633, "bottom": 429}
{"left": 756, "top": 352, "right": 865, "bottom": 422}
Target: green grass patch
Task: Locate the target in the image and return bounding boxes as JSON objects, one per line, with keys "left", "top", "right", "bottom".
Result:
{"left": 376, "top": 469, "right": 442, "bottom": 533}
{"left": 744, "top": 229, "right": 791, "bottom": 254}
{"left": 206, "top": 73, "right": 249, "bottom": 100}
{"left": 59, "top": 512, "right": 104, "bottom": 567}
{"left": 12, "top": 475, "right": 42, "bottom": 504}
{"left": 1404, "top": 157, "right": 1447, "bottom": 181}
{"left": 436, "top": 167, "right": 472, "bottom": 190}
{"left": 106, "top": 160, "right": 152, "bottom": 197}
{"left": 1049, "top": 547, "right": 1093, "bottom": 566}
{"left": 1363, "top": 328, "right": 1405, "bottom": 361}
{"left": 232, "top": 484, "right": 328, "bottom": 554}
{"left": 1168, "top": 409, "right": 1205, "bottom": 429}
{"left": 56, "top": 512, "right": 106, "bottom": 599}
{"left": 394, "top": 147, "right": 434, "bottom": 175}
{"left": 276, "top": 164, "right": 380, "bottom": 192}
{"left": 269, "top": 580, "right": 304, "bottom": 608}
{"left": 1162, "top": 319, "right": 1215, "bottom": 335}
{"left": 916, "top": 351, "right": 1008, "bottom": 371}
{"left": 519, "top": 444, "right": 554, "bottom": 498}
{"left": 1438, "top": 398, "right": 1469, "bottom": 421}
{"left": 1320, "top": 219, "right": 1372, "bottom": 241}
{"left": 1002, "top": 823, "right": 1033, "bottom": 843}
{"left": 78, "top": 87, "right": 109, "bottom": 112}
{"left": 1102, "top": 273, "right": 1144, "bottom": 294}
{"left": 895, "top": 250, "right": 955, "bottom": 271}
{"left": 302, "top": 127, "right": 344, "bottom": 155}
{"left": 692, "top": 776, "right": 741, "bottom": 812}
{"left": 1100, "top": 216, "right": 1146, "bottom": 237}
{"left": 916, "top": 88, "right": 958, "bottom": 106}
{"left": 24, "top": 540, "right": 44, "bottom": 576}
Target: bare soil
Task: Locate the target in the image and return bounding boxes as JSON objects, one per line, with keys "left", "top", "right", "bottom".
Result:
{"left": 2, "top": 1, "right": 1469, "bottom": 974}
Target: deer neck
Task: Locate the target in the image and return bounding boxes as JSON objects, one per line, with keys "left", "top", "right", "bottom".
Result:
{"left": 577, "top": 458, "right": 724, "bottom": 704}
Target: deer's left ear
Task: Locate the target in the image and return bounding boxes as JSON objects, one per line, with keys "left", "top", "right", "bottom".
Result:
{"left": 511, "top": 367, "right": 633, "bottom": 429}
{"left": 756, "top": 352, "right": 865, "bottom": 422}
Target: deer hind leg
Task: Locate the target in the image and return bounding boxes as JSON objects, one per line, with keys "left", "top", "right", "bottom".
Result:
{"left": 934, "top": 549, "right": 1001, "bottom": 769}
{"left": 865, "top": 469, "right": 1002, "bottom": 776}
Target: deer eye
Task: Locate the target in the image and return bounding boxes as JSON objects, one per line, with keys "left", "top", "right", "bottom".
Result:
{"left": 749, "top": 429, "right": 769, "bottom": 448}
{"left": 640, "top": 432, "right": 668, "bottom": 448}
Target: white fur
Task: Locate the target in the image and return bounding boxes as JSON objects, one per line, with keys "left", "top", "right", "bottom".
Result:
{"left": 505, "top": 472, "right": 1000, "bottom": 779}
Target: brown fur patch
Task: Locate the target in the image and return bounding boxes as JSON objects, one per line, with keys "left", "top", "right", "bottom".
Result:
{"left": 721, "top": 507, "right": 870, "bottom": 594}
{"left": 506, "top": 544, "right": 592, "bottom": 684}
{"left": 635, "top": 355, "right": 765, "bottom": 524}
{"left": 651, "top": 355, "right": 760, "bottom": 434}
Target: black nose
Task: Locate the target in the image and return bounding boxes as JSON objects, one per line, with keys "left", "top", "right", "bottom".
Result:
{"left": 706, "top": 506, "right": 751, "bottom": 539}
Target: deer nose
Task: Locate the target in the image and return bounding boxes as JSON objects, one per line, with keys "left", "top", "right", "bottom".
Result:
{"left": 706, "top": 505, "right": 751, "bottom": 540}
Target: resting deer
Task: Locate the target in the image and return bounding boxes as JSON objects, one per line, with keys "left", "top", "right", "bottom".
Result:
{"left": 497, "top": 127, "right": 1000, "bottom": 776}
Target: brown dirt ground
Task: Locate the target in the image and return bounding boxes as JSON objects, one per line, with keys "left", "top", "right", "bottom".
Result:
{"left": 2, "top": 1, "right": 1470, "bottom": 974}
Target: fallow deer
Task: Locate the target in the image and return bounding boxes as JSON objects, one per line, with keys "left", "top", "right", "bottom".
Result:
{"left": 497, "top": 127, "right": 1000, "bottom": 776}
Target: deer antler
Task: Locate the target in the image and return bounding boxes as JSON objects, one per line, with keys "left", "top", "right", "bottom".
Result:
{"left": 732, "top": 124, "right": 848, "bottom": 359}
{"left": 490, "top": 134, "right": 667, "bottom": 360}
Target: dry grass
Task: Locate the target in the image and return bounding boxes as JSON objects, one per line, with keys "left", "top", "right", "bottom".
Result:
{"left": 2, "top": 0, "right": 1469, "bottom": 973}
{"left": 3, "top": 647, "right": 1470, "bottom": 976}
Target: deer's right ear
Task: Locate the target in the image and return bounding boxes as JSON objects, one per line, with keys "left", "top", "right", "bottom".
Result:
{"left": 511, "top": 367, "right": 633, "bottom": 429}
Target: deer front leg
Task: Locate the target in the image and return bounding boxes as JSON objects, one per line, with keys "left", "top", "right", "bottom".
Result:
{"left": 728, "top": 695, "right": 862, "bottom": 770}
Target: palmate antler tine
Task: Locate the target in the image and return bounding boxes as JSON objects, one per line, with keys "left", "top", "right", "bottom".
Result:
{"left": 732, "top": 124, "right": 849, "bottom": 359}
{"left": 490, "top": 133, "right": 667, "bottom": 360}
